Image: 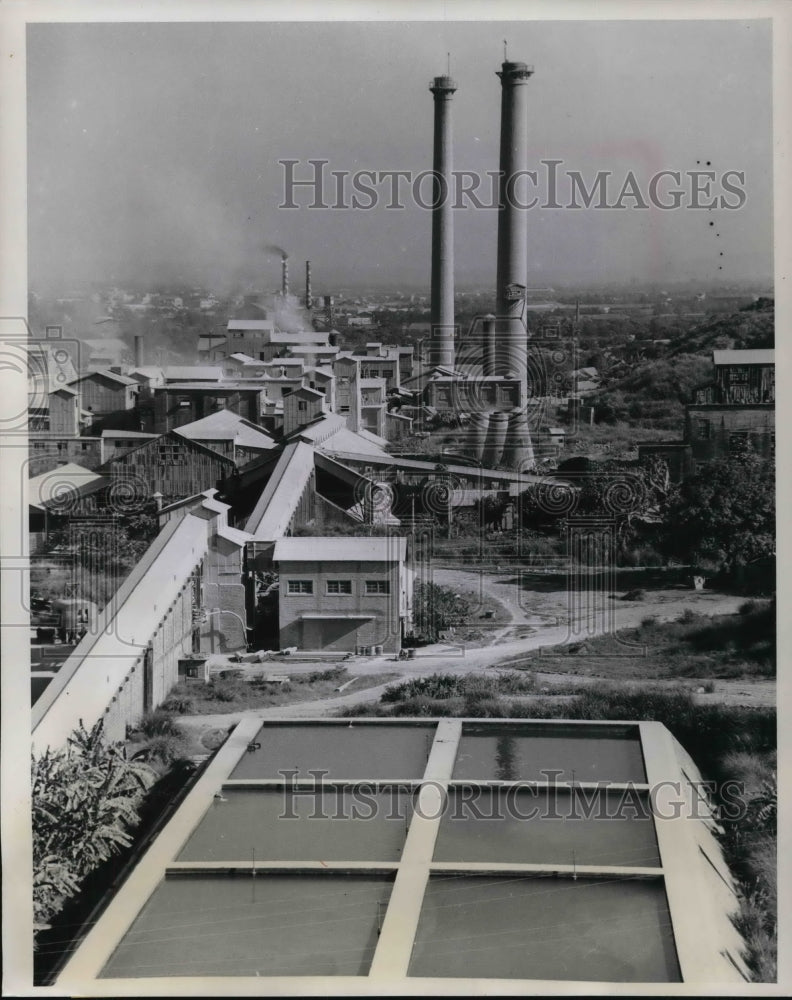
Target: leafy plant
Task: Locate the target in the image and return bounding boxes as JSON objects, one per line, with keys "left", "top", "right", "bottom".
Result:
{"left": 32, "top": 720, "right": 155, "bottom": 931}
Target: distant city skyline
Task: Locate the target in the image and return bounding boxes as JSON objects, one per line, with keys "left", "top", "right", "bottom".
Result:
{"left": 28, "top": 19, "right": 773, "bottom": 297}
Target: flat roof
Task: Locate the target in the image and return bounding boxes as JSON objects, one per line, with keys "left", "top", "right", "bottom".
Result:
{"left": 56, "top": 718, "right": 749, "bottom": 992}
{"left": 273, "top": 536, "right": 407, "bottom": 562}
{"left": 712, "top": 349, "right": 774, "bottom": 366}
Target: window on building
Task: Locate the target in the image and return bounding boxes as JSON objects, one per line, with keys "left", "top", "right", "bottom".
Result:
{"left": 770, "top": 432, "right": 775, "bottom": 457}
{"left": 81, "top": 442, "right": 89, "bottom": 451}
{"left": 158, "top": 443, "right": 185, "bottom": 464}
{"left": 697, "top": 419, "right": 711, "bottom": 440}
{"left": 339, "top": 405, "right": 350, "bottom": 414}
{"left": 287, "top": 580, "right": 313, "bottom": 595}
{"left": 326, "top": 580, "right": 352, "bottom": 594}
{"left": 298, "top": 400, "right": 308, "bottom": 412}
{"left": 365, "top": 580, "right": 390, "bottom": 595}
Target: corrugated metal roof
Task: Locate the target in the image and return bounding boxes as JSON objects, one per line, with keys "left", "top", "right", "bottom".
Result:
{"left": 163, "top": 366, "right": 224, "bottom": 381}
{"left": 100, "top": 429, "right": 158, "bottom": 438}
{"left": 69, "top": 369, "right": 136, "bottom": 386}
{"left": 227, "top": 319, "right": 275, "bottom": 331}
{"left": 28, "top": 463, "right": 106, "bottom": 510}
{"left": 273, "top": 535, "right": 406, "bottom": 562}
{"left": 245, "top": 441, "right": 316, "bottom": 540}
{"left": 712, "top": 349, "right": 774, "bottom": 366}
{"left": 174, "top": 409, "right": 276, "bottom": 450}
{"left": 32, "top": 511, "right": 209, "bottom": 753}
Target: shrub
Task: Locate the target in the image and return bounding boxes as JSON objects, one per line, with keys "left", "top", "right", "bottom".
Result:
{"left": 639, "top": 615, "right": 658, "bottom": 627}
{"left": 139, "top": 709, "right": 182, "bottom": 738}
{"left": 210, "top": 681, "right": 243, "bottom": 703}
{"left": 160, "top": 693, "right": 194, "bottom": 715}
{"left": 677, "top": 608, "right": 700, "bottom": 624}
{"left": 218, "top": 668, "right": 244, "bottom": 681}
{"left": 622, "top": 589, "right": 646, "bottom": 601}
{"left": 133, "top": 734, "right": 190, "bottom": 768}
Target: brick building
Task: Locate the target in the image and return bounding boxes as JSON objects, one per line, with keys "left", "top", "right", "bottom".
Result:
{"left": 273, "top": 535, "right": 411, "bottom": 653}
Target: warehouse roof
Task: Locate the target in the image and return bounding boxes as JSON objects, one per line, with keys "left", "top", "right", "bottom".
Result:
{"left": 273, "top": 535, "right": 407, "bottom": 562}
{"left": 28, "top": 463, "right": 106, "bottom": 510}
{"left": 174, "top": 409, "right": 276, "bottom": 451}
{"left": 712, "top": 349, "right": 774, "bottom": 366}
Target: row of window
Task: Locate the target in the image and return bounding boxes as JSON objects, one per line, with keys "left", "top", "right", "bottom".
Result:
{"left": 287, "top": 579, "right": 390, "bottom": 595}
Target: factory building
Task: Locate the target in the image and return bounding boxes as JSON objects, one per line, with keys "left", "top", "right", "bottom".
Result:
{"left": 640, "top": 349, "right": 775, "bottom": 480}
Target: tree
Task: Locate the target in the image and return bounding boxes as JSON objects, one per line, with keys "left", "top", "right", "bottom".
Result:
{"left": 32, "top": 720, "right": 156, "bottom": 932}
{"left": 411, "top": 582, "right": 472, "bottom": 642}
{"left": 664, "top": 447, "right": 775, "bottom": 573}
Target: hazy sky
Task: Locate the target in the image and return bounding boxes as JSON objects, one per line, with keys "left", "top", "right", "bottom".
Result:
{"left": 27, "top": 19, "right": 773, "bottom": 295}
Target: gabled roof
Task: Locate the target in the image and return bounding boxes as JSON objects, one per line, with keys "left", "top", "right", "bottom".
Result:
{"left": 273, "top": 535, "right": 407, "bottom": 562}
{"left": 28, "top": 463, "right": 106, "bottom": 510}
{"left": 128, "top": 366, "right": 164, "bottom": 382}
{"left": 106, "top": 429, "right": 236, "bottom": 466}
{"left": 290, "top": 386, "right": 324, "bottom": 399}
{"left": 174, "top": 409, "right": 276, "bottom": 451}
{"left": 68, "top": 369, "right": 136, "bottom": 387}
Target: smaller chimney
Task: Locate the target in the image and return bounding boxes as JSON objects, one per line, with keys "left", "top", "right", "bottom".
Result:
{"left": 305, "top": 261, "right": 313, "bottom": 310}
{"left": 281, "top": 254, "right": 289, "bottom": 297}
{"left": 134, "top": 335, "right": 143, "bottom": 368}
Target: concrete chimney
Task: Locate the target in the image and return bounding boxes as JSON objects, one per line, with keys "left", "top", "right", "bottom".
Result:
{"left": 134, "top": 335, "right": 143, "bottom": 369}
{"left": 281, "top": 254, "right": 289, "bottom": 297}
{"left": 481, "top": 314, "right": 496, "bottom": 376}
{"left": 495, "top": 60, "right": 534, "bottom": 376}
{"left": 305, "top": 260, "right": 313, "bottom": 310}
{"left": 428, "top": 74, "right": 457, "bottom": 369}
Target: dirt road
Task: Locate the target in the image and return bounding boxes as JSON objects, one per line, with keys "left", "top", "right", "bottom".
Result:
{"left": 178, "top": 574, "right": 772, "bottom": 739}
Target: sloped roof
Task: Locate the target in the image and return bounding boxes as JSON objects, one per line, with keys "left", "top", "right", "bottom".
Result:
{"left": 245, "top": 441, "right": 315, "bottom": 540}
{"left": 28, "top": 463, "right": 106, "bottom": 510}
{"left": 69, "top": 369, "right": 136, "bottom": 387}
{"left": 174, "top": 409, "right": 276, "bottom": 451}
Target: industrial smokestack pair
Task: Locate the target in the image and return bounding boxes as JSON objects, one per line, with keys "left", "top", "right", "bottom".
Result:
{"left": 429, "top": 58, "right": 534, "bottom": 377}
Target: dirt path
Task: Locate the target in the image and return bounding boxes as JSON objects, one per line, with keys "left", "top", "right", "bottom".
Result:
{"left": 178, "top": 575, "right": 772, "bottom": 738}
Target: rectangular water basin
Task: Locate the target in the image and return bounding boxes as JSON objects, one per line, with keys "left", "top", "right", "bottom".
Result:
{"left": 453, "top": 723, "right": 646, "bottom": 783}
{"left": 408, "top": 874, "right": 680, "bottom": 982}
{"left": 231, "top": 722, "right": 435, "bottom": 780}
{"left": 434, "top": 787, "right": 660, "bottom": 867}
{"left": 101, "top": 874, "right": 393, "bottom": 979}
{"left": 177, "top": 787, "right": 413, "bottom": 863}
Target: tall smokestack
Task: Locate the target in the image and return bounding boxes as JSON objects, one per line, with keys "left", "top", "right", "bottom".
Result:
{"left": 495, "top": 59, "right": 534, "bottom": 376}
{"left": 134, "top": 335, "right": 143, "bottom": 369}
{"left": 305, "top": 260, "right": 313, "bottom": 310}
{"left": 281, "top": 254, "right": 289, "bottom": 297}
{"left": 429, "top": 74, "right": 457, "bottom": 369}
